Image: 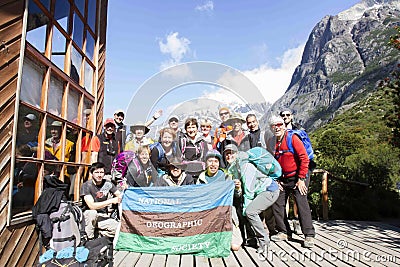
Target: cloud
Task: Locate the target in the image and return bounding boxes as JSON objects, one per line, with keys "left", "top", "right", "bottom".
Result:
{"left": 195, "top": 1, "right": 214, "bottom": 12}
{"left": 159, "top": 32, "right": 191, "bottom": 70}
{"left": 243, "top": 44, "right": 305, "bottom": 104}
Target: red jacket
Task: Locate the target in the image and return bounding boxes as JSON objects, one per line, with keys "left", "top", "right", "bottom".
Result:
{"left": 274, "top": 131, "right": 309, "bottom": 179}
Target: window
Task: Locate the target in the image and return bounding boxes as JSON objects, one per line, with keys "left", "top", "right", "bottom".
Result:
{"left": 20, "top": 57, "right": 44, "bottom": 108}
{"left": 10, "top": 0, "right": 100, "bottom": 222}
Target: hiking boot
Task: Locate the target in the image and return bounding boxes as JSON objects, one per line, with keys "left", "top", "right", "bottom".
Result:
{"left": 271, "top": 232, "right": 288, "bottom": 242}
{"left": 304, "top": 236, "right": 315, "bottom": 248}
{"left": 293, "top": 219, "right": 302, "bottom": 235}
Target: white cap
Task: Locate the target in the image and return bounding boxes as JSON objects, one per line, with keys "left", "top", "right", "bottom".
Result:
{"left": 269, "top": 115, "right": 284, "bottom": 126}
{"left": 24, "top": 114, "right": 37, "bottom": 121}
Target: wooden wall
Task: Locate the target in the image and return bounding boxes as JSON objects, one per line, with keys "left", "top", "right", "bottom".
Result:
{"left": 0, "top": 0, "right": 108, "bottom": 265}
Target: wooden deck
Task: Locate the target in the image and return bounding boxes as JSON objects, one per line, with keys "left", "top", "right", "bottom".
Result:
{"left": 112, "top": 220, "right": 400, "bottom": 267}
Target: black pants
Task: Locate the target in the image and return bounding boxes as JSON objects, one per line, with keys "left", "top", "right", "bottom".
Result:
{"left": 272, "top": 178, "right": 315, "bottom": 237}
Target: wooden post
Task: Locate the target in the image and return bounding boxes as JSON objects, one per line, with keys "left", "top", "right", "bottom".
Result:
{"left": 321, "top": 172, "right": 329, "bottom": 220}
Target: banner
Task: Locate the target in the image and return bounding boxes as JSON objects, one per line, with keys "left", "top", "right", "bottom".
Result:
{"left": 115, "top": 181, "right": 234, "bottom": 258}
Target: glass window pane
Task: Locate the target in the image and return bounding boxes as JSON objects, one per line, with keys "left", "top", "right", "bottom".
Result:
{"left": 75, "top": 0, "right": 85, "bottom": 16}
{"left": 48, "top": 75, "right": 64, "bottom": 116}
{"left": 72, "top": 12, "right": 84, "bottom": 49}
{"left": 52, "top": 26, "right": 67, "bottom": 71}
{"left": 20, "top": 57, "right": 44, "bottom": 108}
{"left": 54, "top": 0, "right": 70, "bottom": 32}
{"left": 16, "top": 107, "right": 41, "bottom": 158}
{"left": 27, "top": 0, "right": 49, "bottom": 53}
{"left": 81, "top": 131, "right": 92, "bottom": 163}
{"left": 39, "top": 0, "right": 50, "bottom": 10}
{"left": 66, "top": 124, "right": 79, "bottom": 164}
{"left": 70, "top": 46, "right": 82, "bottom": 84}
{"left": 86, "top": 31, "right": 95, "bottom": 61}
{"left": 83, "top": 98, "right": 92, "bottom": 128}
{"left": 67, "top": 88, "right": 80, "bottom": 122}
{"left": 11, "top": 160, "right": 39, "bottom": 216}
{"left": 87, "top": 0, "right": 96, "bottom": 31}
{"left": 84, "top": 60, "right": 93, "bottom": 92}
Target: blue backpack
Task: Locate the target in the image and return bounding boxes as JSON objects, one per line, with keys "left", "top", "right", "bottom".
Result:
{"left": 285, "top": 129, "right": 314, "bottom": 160}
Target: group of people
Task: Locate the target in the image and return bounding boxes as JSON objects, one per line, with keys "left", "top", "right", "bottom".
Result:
{"left": 80, "top": 107, "right": 316, "bottom": 259}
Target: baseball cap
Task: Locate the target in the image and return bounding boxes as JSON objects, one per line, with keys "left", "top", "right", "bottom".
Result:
{"left": 50, "top": 121, "right": 62, "bottom": 127}
{"left": 114, "top": 109, "right": 125, "bottom": 116}
{"left": 205, "top": 149, "right": 223, "bottom": 162}
{"left": 24, "top": 113, "right": 36, "bottom": 121}
{"left": 168, "top": 115, "right": 179, "bottom": 122}
{"left": 223, "top": 144, "right": 238, "bottom": 154}
{"left": 104, "top": 118, "right": 116, "bottom": 127}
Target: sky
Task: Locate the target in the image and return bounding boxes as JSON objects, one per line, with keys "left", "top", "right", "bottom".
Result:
{"left": 104, "top": 0, "right": 361, "bottom": 124}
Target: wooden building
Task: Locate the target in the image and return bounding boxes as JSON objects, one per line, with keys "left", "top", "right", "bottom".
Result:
{"left": 0, "top": 0, "right": 108, "bottom": 265}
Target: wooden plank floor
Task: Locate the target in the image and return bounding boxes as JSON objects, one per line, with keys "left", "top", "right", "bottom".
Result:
{"left": 111, "top": 220, "right": 400, "bottom": 267}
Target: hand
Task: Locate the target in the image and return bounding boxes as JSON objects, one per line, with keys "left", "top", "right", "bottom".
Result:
{"left": 153, "top": 109, "right": 163, "bottom": 119}
{"left": 295, "top": 180, "right": 308, "bottom": 195}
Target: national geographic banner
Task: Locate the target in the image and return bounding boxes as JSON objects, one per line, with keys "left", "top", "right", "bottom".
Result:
{"left": 115, "top": 181, "right": 234, "bottom": 258}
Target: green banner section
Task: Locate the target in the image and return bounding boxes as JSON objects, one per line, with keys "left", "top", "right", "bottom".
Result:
{"left": 115, "top": 231, "right": 232, "bottom": 258}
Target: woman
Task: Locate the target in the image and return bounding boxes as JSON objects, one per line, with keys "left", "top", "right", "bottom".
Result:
{"left": 200, "top": 118, "right": 213, "bottom": 150}
{"left": 125, "top": 145, "right": 159, "bottom": 187}
{"left": 150, "top": 128, "right": 180, "bottom": 175}
{"left": 158, "top": 157, "right": 194, "bottom": 186}
{"left": 179, "top": 118, "right": 209, "bottom": 178}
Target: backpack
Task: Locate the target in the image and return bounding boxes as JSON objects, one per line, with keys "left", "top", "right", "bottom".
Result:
{"left": 111, "top": 151, "right": 138, "bottom": 181}
{"left": 49, "top": 201, "right": 85, "bottom": 251}
{"left": 246, "top": 147, "right": 282, "bottom": 179}
{"left": 285, "top": 129, "right": 314, "bottom": 160}
{"left": 150, "top": 142, "right": 178, "bottom": 161}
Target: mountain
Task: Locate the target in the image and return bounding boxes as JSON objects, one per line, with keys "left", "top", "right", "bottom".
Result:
{"left": 270, "top": 0, "right": 400, "bottom": 131}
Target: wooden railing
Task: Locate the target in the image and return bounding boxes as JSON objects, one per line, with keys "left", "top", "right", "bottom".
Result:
{"left": 312, "top": 169, "right": 369, "bottom": 221}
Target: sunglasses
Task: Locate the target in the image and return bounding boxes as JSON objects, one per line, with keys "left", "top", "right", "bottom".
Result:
{"left": 201, "top": 125, "right": 211, "bottom": 128}
{"left": 219, "top": 112, "right": 229, "bottom": 116}
{"left": 280, "top": 113, "right": 291, "bottom": 117}
{"left": 169, "top": 119, "right": 178, "bottom": 123}
{"left": 271, "top": 123, "right": 284, "bottom": 128}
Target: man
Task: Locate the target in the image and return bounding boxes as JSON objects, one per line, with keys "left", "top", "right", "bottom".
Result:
{"left": 81, "top": 162, "right": 121, "bottom": 239}
{"left": 246, "top": 114, "right": 265, "bottom": 148}
{"left": 221, "top": 113, "right": 250, "bottom": 155}
{"left": 197, "top": 149, "right": 243, "bottom": 251}
{"left": 113, "top": 109, "right": 127, "bottom": 151}
{"left": 269, "top": 116, "right": 315, "bottom": 248}
{"left": 246, "top": 113, "right": 276, "bottom": 235}
{"left": 212, "top": 107, "right": 233, "bottom": 153}
{"left": 167, "top": 115, "right": 184, "bottom": 139}
{"left": 225, "top": 144, "right": 280, "bottom": 259}
{"left": 124, "top": 122, "right": 154, "bottom": 152}
{"left": 45, "top": 121, "right": 74, "bottom": 178}
{"left": 280, "top": 109, "right": 301, "bottom": 130}
{"left": 91, "top": 118, "right": 120, "bottom": 176}
{"left": 17, "top": 113, "right": 39, "bottom": 147}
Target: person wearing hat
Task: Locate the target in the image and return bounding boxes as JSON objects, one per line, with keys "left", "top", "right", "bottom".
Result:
{"left": 220, "top": 113, "right": 251, "bottom": 163}
{"left": 197, "top": 149, "right": 243, "bottom": 251}
{"left": 113, "top": 109, "right": 127, "bottom": 151}
{"left": 17, "top": 113, "right": 39, "bottom": 148}
{"left": 124, "top": 122, "right": 154, "bottom": 153}
{"left": 124, "top": 145, "right": 160, "bottom": 187}
{"left": 158, "top": 157, "right": 194, "bottom": 186}
{"left": 90, "top": 118, "right": 120, "bottom": 176}
{"left": 45, "top": 121, "right": 74, "bottom": 163}
{"left": 224, "top": 143, "right": 281, "bottom": 260}
{"left": 212, "top": 107, "right": 233, "bottom": 154}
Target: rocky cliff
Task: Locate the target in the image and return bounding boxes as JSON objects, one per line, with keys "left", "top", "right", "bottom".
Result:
{"left": 270, "top": 0, "right": 400, "bottom": 130}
